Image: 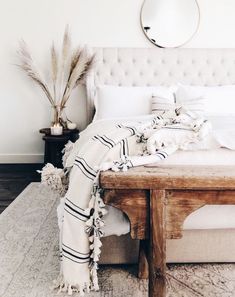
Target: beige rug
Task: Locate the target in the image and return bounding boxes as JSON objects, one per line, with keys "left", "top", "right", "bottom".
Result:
{"left": 0, "top": 183, "right": 235, "bottom": 297}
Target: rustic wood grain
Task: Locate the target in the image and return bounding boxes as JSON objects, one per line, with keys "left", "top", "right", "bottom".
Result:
{"left": 103, "top": 189, "right": 149, "bottom": 239}
{"left": 138, "top": 239, "right": 149, "bottom": 279}
{"left": 149, "top": 190, "right": 166, "bottom": 297}
{"left": 100, "top": 165, "right": 235, "bottom": 190}
{"left": 101, "top": 165, "right": 235, "bottom": 297}
{"left": 165, "top": 190, "right": 235, "bottom": 239}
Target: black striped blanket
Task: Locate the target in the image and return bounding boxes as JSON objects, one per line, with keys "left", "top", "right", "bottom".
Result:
{"left": 43, "top": 111, "right": 212, "bottom": 296}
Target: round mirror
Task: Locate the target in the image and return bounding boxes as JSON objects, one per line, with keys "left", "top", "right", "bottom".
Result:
{"left": 141, "top": 0, "right": 200, "bottom": 48}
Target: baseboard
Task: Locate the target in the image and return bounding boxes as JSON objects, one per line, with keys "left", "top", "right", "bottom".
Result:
{"left": 0, "top": 154, "right": 44, "bottom": 164}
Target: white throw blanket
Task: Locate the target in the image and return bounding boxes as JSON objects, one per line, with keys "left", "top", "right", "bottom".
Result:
{"left": 41, "top": 110, "right": 213, "bottom": 295}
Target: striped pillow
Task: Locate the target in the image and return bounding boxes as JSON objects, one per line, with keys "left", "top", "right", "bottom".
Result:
{"left": 151, "top": 85, "right": 205, "bottom": 115}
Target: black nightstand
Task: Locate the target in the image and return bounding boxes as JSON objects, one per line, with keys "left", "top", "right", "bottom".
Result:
{"left": 39, "top": 128, "right": 79, "bottom": 168}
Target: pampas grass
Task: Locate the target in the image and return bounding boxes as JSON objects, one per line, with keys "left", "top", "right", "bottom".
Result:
{"left": 18, "top": 40, "right": 55, "bottom": 107}
{"left": 51, "top": 42, "right": 58, "bottom": 103}
{"left": 17, "top": 26, "right": 95, "bottom": 124}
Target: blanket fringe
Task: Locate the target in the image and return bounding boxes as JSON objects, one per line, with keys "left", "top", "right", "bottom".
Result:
{"left": 52, "top": 274, "right": 94, "bottom": 296}
{"left": 62, "top": 141, "right": 75, "bottom": 168}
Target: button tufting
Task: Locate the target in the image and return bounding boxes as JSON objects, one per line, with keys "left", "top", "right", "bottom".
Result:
{"left": 94, "top": 50, "right": 235, "bottom": 96}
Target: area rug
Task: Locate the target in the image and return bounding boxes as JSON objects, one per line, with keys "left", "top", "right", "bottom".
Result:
{"left": 0, "top": 183, "right": 235, "bottom": 297}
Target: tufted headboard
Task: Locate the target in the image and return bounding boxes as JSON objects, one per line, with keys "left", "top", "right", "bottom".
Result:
{"left": 86, "top": 47, "right": 235, "bottom": 122}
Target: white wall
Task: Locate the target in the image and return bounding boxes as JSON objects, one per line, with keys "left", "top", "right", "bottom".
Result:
{"left": 1, "top": 0, "right": 235, "bottom": 163}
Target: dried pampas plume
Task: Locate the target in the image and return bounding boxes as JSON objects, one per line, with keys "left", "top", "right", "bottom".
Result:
{"left": 60, "top": 49, "right": 95, "bottom": 109}
{"left": 17, "top": 25, "right": 96, "bottom": 115}
{"left": 62, "top": 25, "right": 71, "bottom": 63}
{"left": 18, "top": 40, "right": 55, "bottom": 107}
{"left": 51, "top": 43, "right": 58, "bottom": 102}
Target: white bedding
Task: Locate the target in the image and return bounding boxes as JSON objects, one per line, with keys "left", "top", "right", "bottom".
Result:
{"left": 146, "top": 148, "right": 235, "bottom": 166}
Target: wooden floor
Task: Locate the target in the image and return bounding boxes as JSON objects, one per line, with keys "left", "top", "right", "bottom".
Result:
{"left": 0, "top": 164, "right": 43, "bottom": 213}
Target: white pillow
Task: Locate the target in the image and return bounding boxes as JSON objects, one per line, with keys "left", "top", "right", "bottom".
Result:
{"left": 175, "top": 84, "right": 205, "bottom": 114}
{"left": 151, "top": 88, "right": 175, "bottom": 115}
{"left": 177, "top": 84, "right": 235, "bottom": 116}
{"left": 93, "top": 85, "right": 173, "bottom": 121}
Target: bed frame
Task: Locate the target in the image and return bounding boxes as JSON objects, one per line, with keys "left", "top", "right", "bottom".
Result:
{"left": 86, "top": 48, "right": 235, "bottom": 297}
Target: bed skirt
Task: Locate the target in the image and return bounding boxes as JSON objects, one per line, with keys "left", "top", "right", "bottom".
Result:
{"left": 100, "top": 229, "right": 235, "bottom": 264}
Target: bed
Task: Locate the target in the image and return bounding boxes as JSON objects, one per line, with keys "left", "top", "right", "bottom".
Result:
{"left": 55, "top": 47, "right": 235, "bottom": 296}
{"left": 84, "top": 47, "right": 235, "bottom": 264}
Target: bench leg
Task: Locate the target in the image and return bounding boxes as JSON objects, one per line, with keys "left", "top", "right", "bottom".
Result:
{"left": 138, "top": 239, "right": 149, "bottom": 279}
{"left": 149, "top": 190, "right": 166, "bottom": 297}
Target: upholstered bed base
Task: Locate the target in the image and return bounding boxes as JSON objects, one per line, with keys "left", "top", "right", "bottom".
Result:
{"left": 86, "top": 47, "right": 235, "bottom": 264}
{"left": 100, "top": 229, "right": 235, "bottom": 264}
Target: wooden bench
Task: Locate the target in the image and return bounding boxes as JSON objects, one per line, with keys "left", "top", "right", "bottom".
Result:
{"left": 100, "top": 165, "right": 235, "bottom": 297}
